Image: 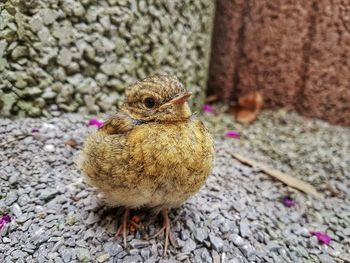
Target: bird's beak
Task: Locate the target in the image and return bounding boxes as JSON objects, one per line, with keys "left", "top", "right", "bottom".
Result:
{"left": 168, "top": 91, "right": 192, "bottom": 105}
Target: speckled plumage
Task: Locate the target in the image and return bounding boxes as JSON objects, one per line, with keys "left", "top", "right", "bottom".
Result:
{"left": 79, "top": 74, "right": 214, "bottom": 211}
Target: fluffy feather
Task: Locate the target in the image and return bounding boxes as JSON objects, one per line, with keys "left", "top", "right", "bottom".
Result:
{"left": 79, "top": 74, "right": 214, "bottom": 210}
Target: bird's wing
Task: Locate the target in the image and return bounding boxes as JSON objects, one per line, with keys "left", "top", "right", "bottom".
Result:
{"left": 80, "top": 110, "right": 144, "bottom": 188}
{"left": 99, "top": 111, "right": 142, "bottom": 135}
{"left": 79, "top": 131, "right": 135, "bottom": 187}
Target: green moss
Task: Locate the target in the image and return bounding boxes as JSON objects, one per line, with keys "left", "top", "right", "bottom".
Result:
{"left": 0, "top": 93, "right": 17, "bottom": 116}
{"left": 16, "top": 100, "right": 41, "bottom": 116}
{"left": 79, "top": 256, "right": 89, "bottom": 263}
{"left": 65, "top": 214, "right": 76, "bottom": 226}
{"left": 3, "top": 0, "right": 215, "bottom": 116}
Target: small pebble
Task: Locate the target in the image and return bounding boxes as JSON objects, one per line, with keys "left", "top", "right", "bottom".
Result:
{"left": 44, "top": 144, "right": 55, "bottom": 152}
{"left": 96, "top": 253, "right": 110, "bottom": 263}
{"left": 209, "top": 234, "right": 224, "bottom": 252}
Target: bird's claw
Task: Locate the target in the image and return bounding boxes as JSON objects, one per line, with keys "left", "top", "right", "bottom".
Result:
{"left": 114, "top": 208, "right": 130, "bottom": 248}
{"left": 148, "top": 208, "right": 176, "bottom": 256}
{"left": 115, "top": 208, "right": 176, "bottom": 257}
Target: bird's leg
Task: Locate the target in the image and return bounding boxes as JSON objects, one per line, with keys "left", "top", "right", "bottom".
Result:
{"left": 114, "top": 208, "right": 130, "bottom": 248}
{"left": 149, "top": 208, "right": 176, "bottom": 256}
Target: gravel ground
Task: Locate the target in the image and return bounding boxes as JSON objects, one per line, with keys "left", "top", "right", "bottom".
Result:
{"left": 203, "top": 108, "right": 350, "bottom": 186}
{"left": 0, "top": 113, "right": 349, "bottom": 263}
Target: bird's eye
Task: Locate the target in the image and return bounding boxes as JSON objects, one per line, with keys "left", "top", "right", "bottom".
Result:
{"left": 143, "top": 97, "right": 156, "bottom": 108}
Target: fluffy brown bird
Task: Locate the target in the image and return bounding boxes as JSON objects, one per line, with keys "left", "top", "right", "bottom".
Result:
{"left": 79, "top": 74, "right": 214, "bottom": 255}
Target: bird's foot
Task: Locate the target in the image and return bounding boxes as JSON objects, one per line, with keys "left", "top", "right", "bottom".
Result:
{"left": 114, "top": 208, "right": 130, "bottom": 248}
{"left": 149, "top": 208, "right": 176, "bottom": 256}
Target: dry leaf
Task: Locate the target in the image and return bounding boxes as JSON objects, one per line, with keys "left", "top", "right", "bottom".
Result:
{"left": 235, "top": 108, "right": 258, "bottom": 124}
{"left": 64, "top": 138, "right": 78, "bottom": 147}
{"left": 232, "top": 91, "right": 264, "bottom": 124}
{"left": 230, "top": 152, "right": 323, "bottom": 198}
{"left": 131, "top": 215, "right": 141, "bottom": 224}
{"left": 70, "top": 195, "right": 80, "bottom": 202}
{"left": 238, "top": 91, "right": 263, "bottom": 111}
{"left": 205, "top": 95, "right": 219, "bottom": 103}
{"left": 319, "top": 182, "right": 345, "bottom": 198}
{"left": 128, "top": 215, "right": 141, "bottom": 232}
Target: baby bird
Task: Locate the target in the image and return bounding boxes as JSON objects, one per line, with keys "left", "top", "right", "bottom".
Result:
{"left": 79, "top": 74, "right": 214, "bottom": 255}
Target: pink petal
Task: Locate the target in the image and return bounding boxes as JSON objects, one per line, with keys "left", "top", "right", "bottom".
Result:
{"left": 202, "top": 104, "right": 215, "bottom": 113}
{"left": 310, "top": 231, "right": 331, "bottom": 245}
{"left": 0, "top": 214, "right": 11, "bottom": 230}
{"left": 282, "top": 196, "right": 296, "bottom": 207}
{"left": 88, "top": 118, "right": 104, "bottom": 128}
{"left": 225, "top": 131, "right": 240, "bottom": 138}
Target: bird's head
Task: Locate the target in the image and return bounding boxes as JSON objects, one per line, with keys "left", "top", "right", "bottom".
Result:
{"left": 121, "top": 74, "right": 192, "bottom": 122}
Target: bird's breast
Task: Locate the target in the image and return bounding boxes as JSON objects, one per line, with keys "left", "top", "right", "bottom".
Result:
{"left": 127, "top": 120, "right": 214, "bottom": 181}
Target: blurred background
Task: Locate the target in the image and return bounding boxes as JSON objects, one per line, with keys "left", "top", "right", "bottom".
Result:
{"left": 0, "top": 0, "right": 214, "bottom": 116}
{"left": 208, "top": 0, "right": 350, "bottom": 126}
{"left": 1, "top": 0, "right": 349, "bottom": 126}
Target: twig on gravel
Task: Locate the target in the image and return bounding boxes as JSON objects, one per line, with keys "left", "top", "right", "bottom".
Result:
{"left": 205, "top": 95, "right": 218, "bottom": 103}
{"left": 0, "top": 134, "right": 27, "bottom": 147}
{"left": 230, "top": 153, "right": 323, "bottom": 199}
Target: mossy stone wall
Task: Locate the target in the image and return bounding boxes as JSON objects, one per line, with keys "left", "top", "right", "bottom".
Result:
{"left": 0, "top": 0, "right": 214, "bottom": 117}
